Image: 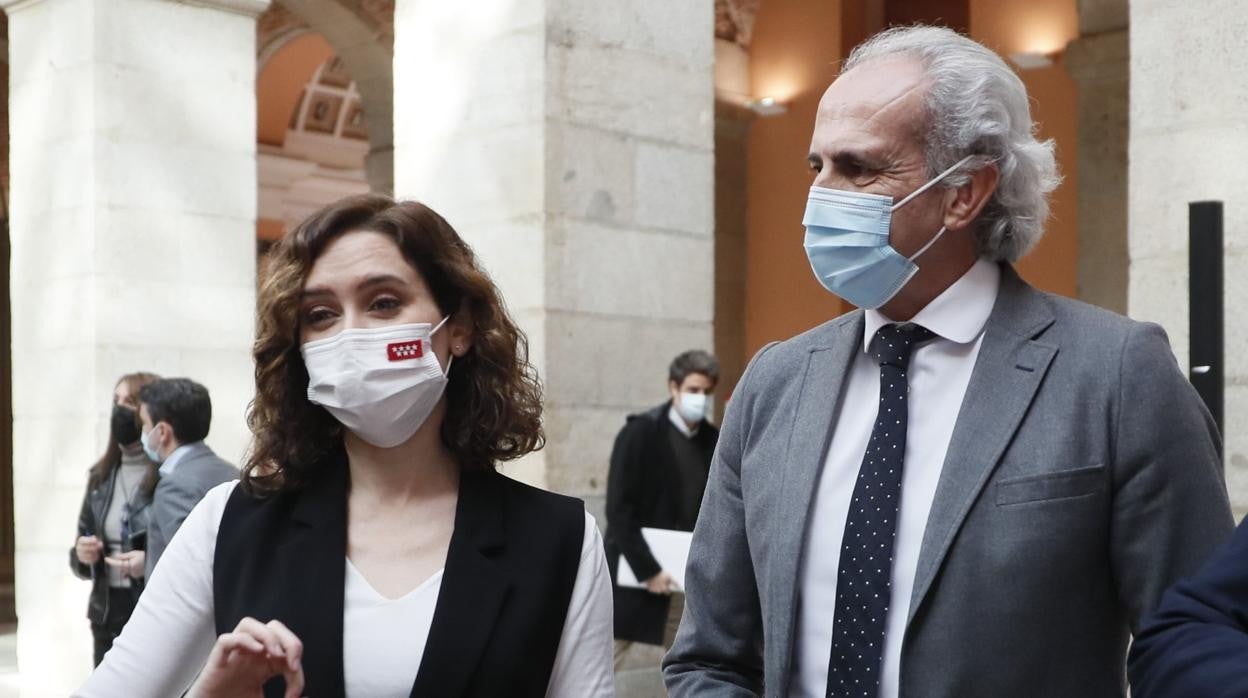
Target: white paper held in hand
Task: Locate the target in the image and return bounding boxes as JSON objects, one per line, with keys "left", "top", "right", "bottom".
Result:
{"left": 616, "top": 528, "right": 693, "bottom": 590}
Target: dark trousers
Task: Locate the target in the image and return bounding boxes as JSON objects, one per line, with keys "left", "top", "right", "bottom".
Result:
{"left": 91, "top": 588, "right": 137, "bottom": 666}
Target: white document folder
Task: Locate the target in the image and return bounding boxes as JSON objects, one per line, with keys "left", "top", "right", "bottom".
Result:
{"left": 616, "top": 527, "right": 694, "bottom": 591}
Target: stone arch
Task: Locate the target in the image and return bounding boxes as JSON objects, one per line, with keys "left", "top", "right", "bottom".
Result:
{"left": 258, "top": 4, "right": 313, "bottom": 68}
{"left": 262, "top": 0, "right": 395, "bottom": 193}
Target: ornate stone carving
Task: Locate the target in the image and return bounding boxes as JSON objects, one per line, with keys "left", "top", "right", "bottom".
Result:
{"left": 715, "top": 0, "right": 760, "bottom": 47}
{"left": 258, "top": 2, "right": 309, "bottom": 60}
{"left": 259, "top": 0, "right": 395, "bottom": 60}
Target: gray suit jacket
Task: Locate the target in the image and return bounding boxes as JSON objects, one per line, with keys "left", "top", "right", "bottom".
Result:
{"left": 664, "top": 266, "right": 1234, "bottom": 697}
{"left": 145, "top": 442, "right": 238, "bottom": 579}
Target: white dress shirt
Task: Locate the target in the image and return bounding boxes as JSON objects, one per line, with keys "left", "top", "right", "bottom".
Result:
{"left": 76, "top": 480, "right": 616, "bottom": 697}
{"left": 790, "top": 258, "right": 1000, "bottom": 698}
{"left": 668, "top": 405, "right": 700, "bottom": 438}
{"left": 157, "top": 440, "right": 210, "bottom": 477}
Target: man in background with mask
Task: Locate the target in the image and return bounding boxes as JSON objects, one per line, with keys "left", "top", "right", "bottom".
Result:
{"left": 139, "top": 378, "right": 237, "bottom": 579}
{"left": 665, "top": 26, "right": 1232, "bottom": 698}
{"left": 606, "top": 349, "right": 719, "bottom": 674}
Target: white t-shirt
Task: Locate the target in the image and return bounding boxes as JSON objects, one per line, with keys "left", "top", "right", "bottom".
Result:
{"left": 343, "top": 561, "right": 443, "bottom": 697}
{"left": 75, "top": 480, "right": 615, "bottom": 697}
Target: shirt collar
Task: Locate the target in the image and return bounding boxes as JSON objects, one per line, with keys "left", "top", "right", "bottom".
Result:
{"left": 668, "top": 405, "right": 699, "bottom": 438}
{"left": 158, "top": 441, "right": 208, "bottom": 477}
{"left": 863, "top": 257, "right": 1001, "bottom": 352}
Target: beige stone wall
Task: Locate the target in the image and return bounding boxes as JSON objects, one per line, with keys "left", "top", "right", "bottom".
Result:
{"left": 1066, "top": 0, "right": 1128, "bottom": 314}
{"left": 1130, "top": 0, "right": 1248, "bottom": 513}
{"left": 393, "top": 0, "right": 716, "bottom": 513}
{"left": 1067, "top": 27, "right": 1128, "bottom": 314}
{"left": 4, "top": 0, "right": 266, "bottom": 690}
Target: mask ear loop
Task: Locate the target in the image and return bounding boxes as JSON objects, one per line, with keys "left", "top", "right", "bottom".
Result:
{"left": 890, "top": 154, "right": 977, "bottom": 212}
{"left": 891, "top": 154, "right": 976, "bottom": 264}
{"left": 907, "top": 226, "right": 948, "bottom": 262}
{"left": 430, "top": 316, "right": 456, "bottom": 376}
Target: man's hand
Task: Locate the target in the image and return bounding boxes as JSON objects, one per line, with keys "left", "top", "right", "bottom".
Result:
{"left": 644, "top": 570, "right": 678, "bottom": 596}
{"left": 105, "top": 550, "right": 146, "bottom": 579}
{"left": 76, "top": 536, "right": 104, "bottom": 566}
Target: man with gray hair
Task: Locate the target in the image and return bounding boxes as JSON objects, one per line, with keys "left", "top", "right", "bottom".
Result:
{"left": 664, "top": 25, "right": 1232, "bottom": 697}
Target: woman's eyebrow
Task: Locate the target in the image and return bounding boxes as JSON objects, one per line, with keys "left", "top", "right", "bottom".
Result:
{"left": 356, "top": 274, "right": 408, "bottom": 291}
{"left": 301, "top": 274, "right": 408, "bottom": 300}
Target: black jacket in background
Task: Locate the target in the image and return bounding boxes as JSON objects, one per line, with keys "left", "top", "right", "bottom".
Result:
{"left": 1129, "top": 517, "right": 1248, "bottom": 697}
{"left": 605, "top": 402, "right": 718, "bottom": 644}
{"left": 70, "top": 466, "right": 153, "bottom": 626}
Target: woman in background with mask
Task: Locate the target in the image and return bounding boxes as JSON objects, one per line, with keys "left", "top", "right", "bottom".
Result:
{"left": 77, "top": 195, "right": 614, "bottom": 698}
{"left": 71, "top": 371, "right": 161, "bottom": 666}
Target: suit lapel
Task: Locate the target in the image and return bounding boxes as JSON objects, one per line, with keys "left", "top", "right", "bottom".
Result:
{"left": 281, "top": 456, "right": 349, "bottom": 696}
{"left": 410, "top": 470, "right": 510, "bottom": 697}
{"left": 906, "top": 267, "right": 1057, "bottom": 627}
{"left": 769, "top": 312, "right": 864, "bottom": 684}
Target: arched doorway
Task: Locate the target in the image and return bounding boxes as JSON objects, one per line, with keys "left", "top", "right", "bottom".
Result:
{"left": 259, "top": 0, "right": 394, "bottom": 194}
{"left": 256, "top": 33, "right": 373, "bottom": 250}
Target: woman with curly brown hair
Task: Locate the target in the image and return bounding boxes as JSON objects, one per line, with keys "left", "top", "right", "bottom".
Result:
{"left": 78, "top": 195, "right": 614, "bottom": 697}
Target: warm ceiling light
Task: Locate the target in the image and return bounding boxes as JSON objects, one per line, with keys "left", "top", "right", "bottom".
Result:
{"left": 746, "top": 96, "right": 787, "bottom": 117}
{"left": 1009, "top": 51, "right": 1055, "bottom": 70}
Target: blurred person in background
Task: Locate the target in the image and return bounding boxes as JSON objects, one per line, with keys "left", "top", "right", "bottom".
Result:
{"left": 606, "top": 350, "right": 719, "bottom": 669}
{"left": 77, "top": 195, "right": 613, "bottom": 697}
{"left": 1129, "top": 518, "right": 1248, "bottom": 696}
{"left": 139, "top": 377, "right": 239, "bottom": 578}
{"left": 71, "top": 371, "right": 161, "bottom": 666}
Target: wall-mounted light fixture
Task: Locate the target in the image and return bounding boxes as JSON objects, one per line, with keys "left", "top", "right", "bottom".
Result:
{"left": 746, "top": 96, "right": 788, "bottom": 117}
{"left": 1008, "top": 51, "right": 1057, "bottom": 70}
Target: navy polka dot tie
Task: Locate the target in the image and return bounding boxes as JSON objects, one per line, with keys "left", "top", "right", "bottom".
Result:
{"left": 826, "top": 323, "right": 935, "bottom": 698}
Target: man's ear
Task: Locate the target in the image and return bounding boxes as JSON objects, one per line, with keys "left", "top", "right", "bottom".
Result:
{"left": 943, "top": 162, "right": 1000, "bottom": 233}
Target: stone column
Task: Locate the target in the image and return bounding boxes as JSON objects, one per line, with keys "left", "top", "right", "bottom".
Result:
{"left": 3, "top": 0, "right": 267, "bottom": 687}
{"left": 1129, "top": 0, "right": 1248, "bottom": 512}
{"left": 1065, "top": 0, "right": 1128, "bottom": 314}
{"left": 393, "top": 0, "right": 715, "bottom": 516}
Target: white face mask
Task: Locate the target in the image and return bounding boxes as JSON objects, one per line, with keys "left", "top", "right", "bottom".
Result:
{"left": 302, "top": 318, "right": 452, "bottom": 448}
{"left": 676, "top": 392, "right": 708, "bottom": 424}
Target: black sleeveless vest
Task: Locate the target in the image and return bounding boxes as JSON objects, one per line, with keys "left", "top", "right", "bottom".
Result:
{"left": 213, "top": 454, "right": 585, "bottom": 698}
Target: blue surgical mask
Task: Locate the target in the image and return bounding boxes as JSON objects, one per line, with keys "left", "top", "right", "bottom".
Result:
{"left": 802, "top": 155, "right": 975, "bottom": 309}
{"left": 140, "top": 425, "right": 164, "bottom": 464}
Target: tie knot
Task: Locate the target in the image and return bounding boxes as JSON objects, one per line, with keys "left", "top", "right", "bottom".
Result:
{"left": 869, "top": 323, "right": 935, "bottom": 368}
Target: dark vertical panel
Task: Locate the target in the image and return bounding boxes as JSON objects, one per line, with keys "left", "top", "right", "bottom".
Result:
{"left": 714, "top": 101, "right": 751, "bottom": 404}
{"left": 842, "top": 0, "right": 886, "bottom": 59}
{"left": 0, "top": 21, "right": 17, "bottom": 623}
{"left": 1189, "top": 201, "right": 1225, "bottom": 448}
{"left": 0, "top": 209, "right": 13, "bottom": 625}
{"left": 884, "top": 0, "right": 970, "bottom": 34}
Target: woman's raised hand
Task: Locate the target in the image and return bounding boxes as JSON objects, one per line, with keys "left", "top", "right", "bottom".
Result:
{"left": 190, "top": 617, "right": 305, "bottom": 698}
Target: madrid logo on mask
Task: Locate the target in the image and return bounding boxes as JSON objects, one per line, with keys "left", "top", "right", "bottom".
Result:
{"left": 387, "top": 340, "right": 424, "bottom": 362}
